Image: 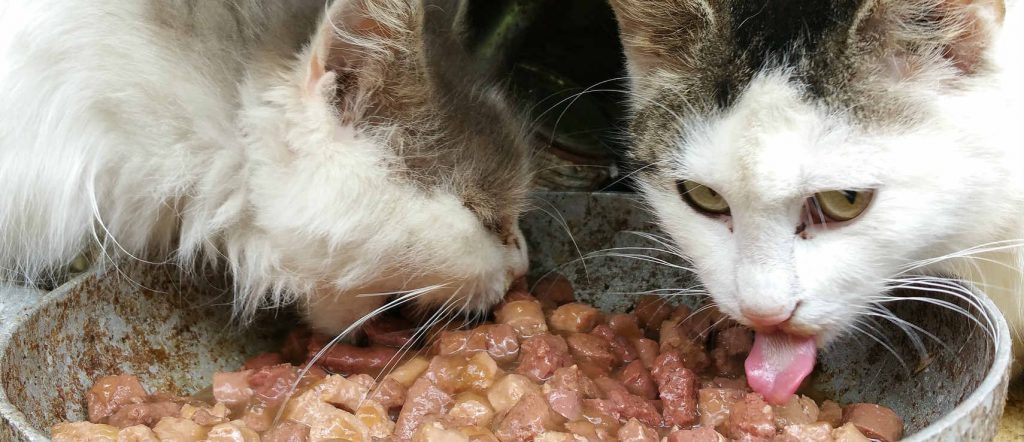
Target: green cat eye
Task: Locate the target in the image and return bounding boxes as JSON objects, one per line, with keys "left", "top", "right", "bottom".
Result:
{"left": 814, "top": 190, "right": 874, "bottom": 222}
{"left": 678, "top": 180, "right": 730, "bottom": 215}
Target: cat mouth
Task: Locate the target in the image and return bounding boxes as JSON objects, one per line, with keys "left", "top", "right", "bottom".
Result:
{"left": 744, "top": 331, "right": 818, "bottom": 405}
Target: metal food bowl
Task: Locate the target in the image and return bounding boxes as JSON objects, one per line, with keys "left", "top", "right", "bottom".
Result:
{"left": 0, "top": 192, "right": 1011, "bottom": 441}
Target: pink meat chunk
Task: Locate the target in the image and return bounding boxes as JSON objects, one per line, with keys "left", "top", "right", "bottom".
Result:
{"left": 86, "top": 375, "right": 148, "bottom": 424}
{"left": 651, "top": 352, "right": 698, "bottom": 427}
{"left": 516, "top": 333, "right": 572, "bottom": 382}
{"left": 393, "top": 377, "right": 453, "bottom": 441}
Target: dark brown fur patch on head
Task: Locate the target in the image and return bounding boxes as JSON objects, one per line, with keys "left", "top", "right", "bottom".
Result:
{"left": 325, "top": 0, "right": 531, "bottom": 233}
{"left": 610, "top": 0, "right": 1005, "bottom": 167}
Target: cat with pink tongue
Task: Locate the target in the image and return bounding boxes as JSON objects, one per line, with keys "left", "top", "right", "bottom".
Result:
{"left": 609, "top": 0, "right": 1023, "bottom": 403}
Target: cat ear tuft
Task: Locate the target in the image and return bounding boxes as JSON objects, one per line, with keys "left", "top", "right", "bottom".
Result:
{"left": 305, "top": 0, "right": 415, "bottom": 94}
{"left": 608, "top": 0, "right": 715, "bottom": 75}
{"left": 851, "top": 0, "right": 1005, "bottom": 76}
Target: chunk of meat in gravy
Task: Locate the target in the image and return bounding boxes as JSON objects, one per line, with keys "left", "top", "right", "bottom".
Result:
{"left": 548, "top": 303, "right": 603, "bottom": 333}
{"left": 493, "top": 393, "right": 563, "bottom": 442}
{"left": 207, "top": 421, "right": 261, "bottom": 442}
{"left": 516, "top": 333, "right": 572, "bottom": 382}
{"left": 842, "top": 403, "right": 904, "bottom": 442}
{"left": 487, "top": 374, "right": 542, "bottom": 414}
{"left": 773, "top": 395, "right": 820, "bottom": 428}
{"left": 437, "top": 325, "right": 521, "bottom": 364}
{"left": 393, "top": 377, "right": 454, "bottom": 441}
{"left": 665, "top": 427, "right": 727, "bottom": 442}
{"left": 213, "top": 370, "right": 254, "bottom": 411}
{"left": 832, "top": 423, "right": 872, "bottom": 442}
{"left": 306, "top": 340, "right": 401, "bottom": 377}
{"left": 243, "top": 353, "right": 284, "bottom": 370}
{"left": 364, "top": 315, "right": 417, "bottom": 348}
{"left": 494, "top": 300, "right": 549, "bottom": 339}
{"left": 591, "top": 324, "right": 638, "bottom": 365}
{"left": 819, "top": 400, "right": 843, "bottom": 427}
{"left": 716, "top": 327, "right": 754, "bottom": 356}
{"left": 117, "top": 425, "right": 160, "bottom": 442}
{"left": 777, "top": 423, "right": 835, "bottom": 442}
{"left": 565, "top": 333, "right": 616, "bottom": 376}
{"left": 369, "top": 377, "right": 407, "bottom": 410}
{"left": 543, "top": 366, "right": 599, "bottom": 421}
{"left": 651, "top": 352, "right": 698, "bottom": 427}
{"left": 632, "top": 295, "right": 673, "bottom": 337}
{"left": 617, "top": 418, "right": 659, "bottom": 442}
{"left": 447, "top": 392, "right": 495, "bottom": 428}
{"left": 659, "top": 320, "right": 711, "bottom": 372}
{"left": 107, "top": 402, "right": 182, "bottom": 428}
{"left": 618, "top": 360, "right": 658, "bottom": 400}
{"left": 51, "top": 422, "right": 119, "bottom": 442}
{"left": 87, "top": 375, "right": 148, "bottom": 424}
{"left": 533, "top": 273, "right": 576, "bottom": 307}
{"left": 152, "top": 417, "right": 210, "bottom": 441}
{"left": 261, "top": 421, "right": 310, "bottom": 442}
{"left": 631, "top": 338, "right": 659, "bottom": 369}
{"left": 698, "top": 387, "right": 747, "bottom": 430}
{"left": 593, "top": 377, "right": 662, "bottom": 428}
{"left": 725, "top": 393, "right": 777, "bottom": 439}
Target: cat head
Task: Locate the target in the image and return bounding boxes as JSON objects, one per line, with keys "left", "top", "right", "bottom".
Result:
{"left": 231, "top": 0, "right": 531, "bottom": 334}
{"left": 608, "top": 0, "right": 1012, "bottom": 344}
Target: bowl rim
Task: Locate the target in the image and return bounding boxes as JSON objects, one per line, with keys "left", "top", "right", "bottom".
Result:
{"left": 0, "top": 227, "right": 1012, "bottom": 441}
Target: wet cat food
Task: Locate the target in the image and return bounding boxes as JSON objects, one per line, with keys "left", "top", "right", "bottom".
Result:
{"left": 52, "top": 277, "right": 904, "bottom": 441}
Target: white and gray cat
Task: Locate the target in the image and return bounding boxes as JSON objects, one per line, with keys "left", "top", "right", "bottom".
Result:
{"left": 609, "top": 0, "right": 1023, "bottom": 402}
{"left": 0, "top": 0, "right": 531, "bottom": 335}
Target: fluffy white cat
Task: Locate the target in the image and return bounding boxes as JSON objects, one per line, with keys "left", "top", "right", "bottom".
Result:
{"left": 0, "top": 0, "right": 532, "bottom": 335}
{"left": 609, "top": 0, "right": 1022, "bottom": 402}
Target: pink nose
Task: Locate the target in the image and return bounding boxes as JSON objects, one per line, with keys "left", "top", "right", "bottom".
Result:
{"left": 741, "top": 308, "right": 793, "bottom": 328}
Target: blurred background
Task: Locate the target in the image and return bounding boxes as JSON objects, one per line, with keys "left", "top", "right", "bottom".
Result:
{"left": 462, "top": 0, "right": 633, "bottom": 192}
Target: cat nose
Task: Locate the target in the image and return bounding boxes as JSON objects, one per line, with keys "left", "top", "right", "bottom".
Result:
{"left": 740, "top": 307, "right": 794, "bottom": 328}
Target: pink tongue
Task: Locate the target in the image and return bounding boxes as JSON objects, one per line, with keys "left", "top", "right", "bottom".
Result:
{"left": 745, "top": 332, "right": 817, "bottom": 405}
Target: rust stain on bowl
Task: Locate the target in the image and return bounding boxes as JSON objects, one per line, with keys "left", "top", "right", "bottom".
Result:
{"left": 0, "top": 191, "right": 1012, "bottom": 441}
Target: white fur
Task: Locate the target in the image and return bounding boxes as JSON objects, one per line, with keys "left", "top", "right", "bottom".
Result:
{"left": 0, "top": 0, "right": 528, "bottom": 334}
{"left": 637, "top": 2, "right": 1024, "bottom": 358}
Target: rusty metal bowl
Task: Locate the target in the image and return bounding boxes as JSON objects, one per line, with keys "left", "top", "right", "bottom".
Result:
{"left": 1, "top": 192, "right": 1011, "bottom": 441}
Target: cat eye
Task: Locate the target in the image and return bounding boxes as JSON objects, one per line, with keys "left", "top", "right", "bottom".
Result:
{"left": 677, "top": 180, "right": 730, "bottom": 215}
{"left": 812, "top": 190, "right": 874, "bottom": 222}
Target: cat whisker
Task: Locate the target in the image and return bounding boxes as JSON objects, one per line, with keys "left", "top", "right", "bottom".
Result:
{"left": 527, "top": 196, "right": 590, "bottom": 283}
{"left": 847, "top": 319, "right": 911, "bottom": 376}
{"left": 897, "top": 239, "right": 1024, "bottom": 274}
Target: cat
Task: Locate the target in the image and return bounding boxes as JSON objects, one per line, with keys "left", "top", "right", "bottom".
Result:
{"left": 608, "top": 0, "right": 1022, "bottom": 403}
{"left": 0, "top": 0, "right": 532, "bottom": 336}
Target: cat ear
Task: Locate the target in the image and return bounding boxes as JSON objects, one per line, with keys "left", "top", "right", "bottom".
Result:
{"left": 608, "top": 0, "right": 715, "bottom": 75}
{"left": 850, "top": 0, "right": 1005, "bottom": 75}
{"left": 304, "top": 0, "right": 414, "bottom": 94}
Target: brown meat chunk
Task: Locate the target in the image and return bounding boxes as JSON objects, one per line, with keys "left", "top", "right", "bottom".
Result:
{"left": 715, "top": 327, "right": 754, "bottom": 356}
{"left": 631, "top": 338, "right": 659, "bottom": 369}
{"left": 590, "top": 324, "right": 638, "bottom": 365}
{"left": 632, "top": 296, "right": 673, "bottom": 337}
{"left": 306, "top": 340, "right": 401, "bottom": 377}
{"left": 438, "top": 325, "right": 521, "bottom": 365}
{"left": 773, "top": 395, "right": 820, "bottom": 428}
{"left": 659, "top": 320, "right": 711, "bottom": 372}
{"left": 607, "top": 314, "right": 644, "bottom": 339}
{"left": 494, "top": 300, "right": 549, "bottom": 339}
{"left": 832, "top": 423, "right": 871, "bottom": 441}
{"left": 423, "top": 353, "right": 500, "bottom": 393}
{"left": 725, "top": 393, "right": 777, "bottom": 439}
{"left": 665, "top": 427, "right": 726, "bottom": 442}
{"left": 533, "top": 274, "right": 575, "bottom": 306}
{"left": 364, "top": 315, "right": 417, "bottom": 348}
{"left": 261, "top": 421, "right": 310, "bottom": 442}
{"left": 516, "top": 333, "right": 572, "bottom": 382}
{"left": 493, "top": 393, "right": 563, "bottom": 442}
{"left": 86, "top": 375, "right": 148, "bottom": 424}
{"left": 617, "top": 360, "right": 658, "bottom": 400}
{"left": 107, "top": 402, "right": 181, "bottom": 428}
{"left": 651, "top": 352, "right": 698, "bottom": 427}
{"left": 566, "top": 333, "right": 616, "bottom": 375}
{"left": 594, "top": 377, "right": 662, "bottom": 427}
{"left": 819, "top": 400, "right": 843, "bottom": 427}
{"left": 698, "top": 388, "right": 747, "bottom": 430}
{"left": 242, "top": 353, "right": 284, "bottom": 370}
{"left": 369, "top": 377, "right": 407, "bottom": 410}
{"left": 51, "top": 422, "right": 119, "bottom": 442}
{"left": 487, "top": 374, "right": 543, "bottom": 414}
{"left": 548, "top": 303, "right": 603, "bottom": 333}
{"left": 212, "top": 370, "right": 254, "bottom": 410}
{"left": 842, "top": 403, "right": 904, "bottom": 442}
{"left": 777, "top": 423, "right": 835, "bottom": 442}
{"left": 616, "top": 418, "right": 659, "bottom": 442}
{"left": 393, "top": 377, "right": 454, "bottom": 441}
